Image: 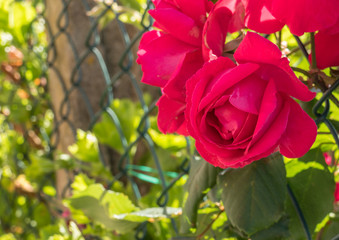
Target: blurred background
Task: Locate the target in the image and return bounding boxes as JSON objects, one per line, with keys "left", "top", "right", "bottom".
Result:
{"left": 0, "top": 0, "right": 191, "bottom": 239}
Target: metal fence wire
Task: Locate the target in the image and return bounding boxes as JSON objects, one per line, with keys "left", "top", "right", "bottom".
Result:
{"left": 0, "top": 0, "right": 338, "bottom": 239}
{"left": 0, "top": 0, "right": 189, "bottom": 238}
{"left": 42, "top": 0, "right": 190, "bottom": 238}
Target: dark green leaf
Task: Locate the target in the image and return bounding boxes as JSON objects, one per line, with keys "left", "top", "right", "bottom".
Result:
{"left": 219, "top": 153, "right": 287, "bottom": 236}
{"left": 320, "top": 217, "right": 339, "bottom": 240}
{"left": 285, "top": 148, "right": 335, "bottom": 239}
{"left": 251, "top": 216, "right": 289, "bottom": 240}
{"left": 180, "top": 157, "right": 220, "bottom": 234}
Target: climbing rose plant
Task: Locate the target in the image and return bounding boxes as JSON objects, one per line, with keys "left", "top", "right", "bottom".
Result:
{"left": 138, "top": 0, "right": 339, "bottom": 238}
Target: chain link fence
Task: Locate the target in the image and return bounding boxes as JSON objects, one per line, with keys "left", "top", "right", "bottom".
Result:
{"left": 0, "top": 0, "right": 190, "bottom": 238}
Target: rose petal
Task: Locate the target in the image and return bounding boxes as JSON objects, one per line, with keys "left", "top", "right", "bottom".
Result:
{"left": 251, "top": 79, "right": 281, "bottom": 144}
{"left": 137, "top": 30, "right": 164, "bottom": 49}
{"left": 229, "top": 145, "right": 278, "bottom": 168}
{"left": 311, "top": 30, "right": 339, "bottom": 69}
{"left": 204, "top": 95, "right": 231, "bottom": 142}
{"left": 229, "top": 74, "right": 266, "bottom": 114}
{"left": 199, "top": 96, "right": 231, "bottom": 146}
{"left": 234, "top": 32, "right": 282, "bottom": 65}
{"left": 233, "top": 113, "right": 258, "bottom": 144}
{"left": 173, "top": 0, "right": 210, "bottom": 27}
{"left": 195, "top": 140, "right": 244, "bottom": 167}
{"left": 202, "top": 108, "right": 230, "bottom": 143}
{"left": 163, "top": 50, "right": 204, "bottom": 102}
{"left": 279, "top": 97, "right": 317, "bottom": 158}
{"left": 245, "top": 92, "right": 290, "bottom": 158}
{"left": 270, "top": 0, "right": 339, "bottom": 35}
{"left": 202, "top": 0, "right": 244, "bottom": 61}
{"left": 259, "top": 62, "right": 316, "bottom": 101}
{"left": 235, "top": 32, "right": 315, "bottom": 102}
{"left": 137, "top": 31, "right": 196, "bottom": 88}
{"left": 214, "top": 101, "right": 248, "bottom": 138}
{"left": 275, "top": 59, "right": 316, "bottom": 101}
{"left": 194, "top": 83, "right": 289, "bottom": 167}
{"left": 335, "top": 183, "right": 339, "bottom": 202}
{"left": 202, "top": 3, "right": 232, "bottom": 61}
{"left": 156, "top": 95, "right": 188, "bottom": 135}
{"left": 243, "top": 0, "right": 284, "bottom": 34}
{"left": 150, "top": 8, "right": 202, "bottom": 46}
{"left": 199, "top": 62, "right": 259, "bottom": 111}
{"left": 186, "top": 57, "right": 236, "bottom": 115}
{"left": 225, "top": 0, "right": 246, "bottom": 33}
{"left": 186, "top": 58, "right": 235, "bottom": 145}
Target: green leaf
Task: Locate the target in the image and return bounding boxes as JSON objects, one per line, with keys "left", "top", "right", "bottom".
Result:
{"left": 71, "top": 173, "right": 95, "bottom": 194}
{"left": 180, "top": 157, "right": 220, "bottom": 234}
{"left": 40, "top": 224, "right": 69, "bottom": 240}
{"left": 68, "top": 195, "right": 139, "bottom": 233}
{"left": 320, "top": 215, "right": 339, "bottom": 240}
{"left": 148, "top": 116, "right": 186, "bottom": 151}
{"left": 0, "top": 234, "right": 16, "bottom": 240}
{"left": 116, "top": 207, "right": 182, "bottom": 222}
{"left": 93, "top": 99, "right": 141, "bottom": 153}
{"left": 219, "top": 153, "right": 287, "bottom": 236}
{"left": 285, "top": 148, "right": 335, "bottom": 239}
{"left": 194, "top": 206, "right": 228, "bottom": 239}
{"left": 8, "top": 2, "right": 36, "bottom": 44}
{"left": 68, "top": 130, "right": 100, "bottom": 162}
{"left": 68, "top": 221, "right": 84, "bottom": 240}
{"left": 67, "top": 184, "right": 180, "bottom": 234}
{"left": 67, "top": 184, "right": 139, "bottom": 233}
{"left": 25, "top": 153, "right": 55, "bottom": 181}
{"left": 251, "top": 216, "right": 289, "bottom": 240}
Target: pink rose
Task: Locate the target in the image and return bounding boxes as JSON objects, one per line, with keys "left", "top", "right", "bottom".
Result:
{"left": 186, "top": 32, "right": 317, "bottom": 168}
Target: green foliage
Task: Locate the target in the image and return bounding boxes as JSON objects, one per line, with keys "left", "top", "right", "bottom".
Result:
{"left": 180, "top": 157, "right": 220, "bottom": 234}
{"left": 69, "top": 130, "right": 100, "bottom": 163}
{"left": 93, "top": 99, "right": 142, "bottom": 153}
{"left": 285, "top": 148, "right": 335, "bottom": 239}
{"left": 88, "top": 0, "right": 148, "bottom": 29}
{"left": 219, "top": 153, "right": 287, "bottom": 236}
{"left": 66, "top": 183, "right": 181, "bottom": 235}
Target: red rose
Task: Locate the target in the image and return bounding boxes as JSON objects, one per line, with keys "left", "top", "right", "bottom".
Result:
{"left": 186, "top": 32, "right": 317, "bottom": 168}
{"left": 137, "top": 0, "right": 212, "bottom": 133}
{"left": 137, "top": 0, "right": 212, "bottom": 88}
{"left": 138, "top": 0, "right": 243, "bottom": 134}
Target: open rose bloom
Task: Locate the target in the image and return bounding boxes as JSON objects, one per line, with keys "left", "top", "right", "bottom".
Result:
{"left": 186, "top": 33, "right": 317, "bottom": 168}
{"left": 136, "top": 0, "right": 329, "bottom": 169}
